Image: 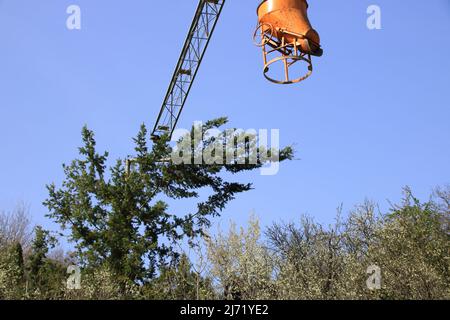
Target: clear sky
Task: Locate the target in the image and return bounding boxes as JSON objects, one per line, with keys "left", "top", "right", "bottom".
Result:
{"left": 1, "top": 0, "right": 449, "bottom": 233}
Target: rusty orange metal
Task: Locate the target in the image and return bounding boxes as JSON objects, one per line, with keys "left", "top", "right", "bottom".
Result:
{"left": 254, "top": 0, "right": 323, "bottom": 84}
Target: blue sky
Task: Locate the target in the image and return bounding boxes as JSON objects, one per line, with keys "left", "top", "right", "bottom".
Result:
{"left": 0, "top": 0, "right": 449, "bottom": 233}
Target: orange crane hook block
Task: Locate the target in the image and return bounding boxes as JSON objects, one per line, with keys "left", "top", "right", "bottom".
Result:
{"left": 254, "top": 0, "right": 323, "bottom": 84}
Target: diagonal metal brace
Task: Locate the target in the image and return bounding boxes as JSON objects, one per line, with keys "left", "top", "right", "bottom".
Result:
{"left": 151, "top": 0, "right": 226, "bottom": 140}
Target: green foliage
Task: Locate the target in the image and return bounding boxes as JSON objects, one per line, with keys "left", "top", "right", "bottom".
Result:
{"left": 26, "top": 226, "right": 66, "bottom": 299}
{"left": 142, "top": 254, "right": 215, "bottom": 300}
{"left": 69, "top": 264, "right": 140, "bottom": 300}
{"left": 204, "top": 188, "right": 449, "bottom": 300}
{"left": 205, "top": 216, "right": 275, "bottom": 300}
{"left": 0, "top": 242, "right": 25, "bottom": 299}
{"left": 43, "top": 119, "right": 293, "bottom": 286}
{"left": 266, "top": 188, "right": 450, "bottom": 300}
{"left": 0, "top": 187, "right": 448, "bottom": 300}
{"left": 367, "top": 189, "right": 450, "bottom": 299}
{"left": 1, "top": 117, "right": 447, "bottom": 300}
{"left": 0, "top": 221, "right": 69, "bottom": 300}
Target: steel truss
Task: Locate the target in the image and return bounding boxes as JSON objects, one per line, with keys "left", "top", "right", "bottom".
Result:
{"left": 151, "top": 0, "right": 226, "bottom": 140}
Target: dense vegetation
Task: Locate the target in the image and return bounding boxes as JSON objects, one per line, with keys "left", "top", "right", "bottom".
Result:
{"left": 0, "top": 122, "right": 448, "bottom": 300}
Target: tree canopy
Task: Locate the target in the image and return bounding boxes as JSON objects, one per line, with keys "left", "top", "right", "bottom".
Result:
{"left": 43, "top": 118, "right": 293, "bottom": 285}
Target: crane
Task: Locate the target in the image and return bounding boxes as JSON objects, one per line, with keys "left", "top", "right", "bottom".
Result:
{"left": 150, "top": 0, "right": 322, "bottom": 140}
{"left": 151, "top": 0, "right": 226, "bottom": 140}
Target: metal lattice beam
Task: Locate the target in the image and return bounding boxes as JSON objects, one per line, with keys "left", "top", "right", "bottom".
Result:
{"left": 151, "top": 0, "right": 226, "bottom": 140}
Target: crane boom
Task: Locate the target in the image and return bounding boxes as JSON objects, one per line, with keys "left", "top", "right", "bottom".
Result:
{"left": 151, "top": 0, "right": 226, "bottom": 140}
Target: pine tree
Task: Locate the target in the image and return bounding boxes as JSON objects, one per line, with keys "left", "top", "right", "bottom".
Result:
{"left": 26, "top": 226, "right": 65, "bottom": 298}
{"left": 44, "top": 118, "right": 293, "bottom": 286}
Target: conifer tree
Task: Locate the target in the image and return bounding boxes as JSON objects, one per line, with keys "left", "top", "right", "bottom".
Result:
{"left": 44, "top": 118, "right": 293, "bottom": 285}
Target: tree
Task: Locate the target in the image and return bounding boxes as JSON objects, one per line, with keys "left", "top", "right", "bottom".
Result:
{"left": 267, "top": 214, "right": 352, "bottom": 299}
{"left": 366, "top": 188, "right": 450, "bottom": 299}
{"left": 26, "top": 226, "right": 66, "bottom": 299}
{"left": 44, "top": 118, "right": 293, "bottom": 287}
{"left": 205, "top": 216, "right": 275, "bottom": 300}
{"left": 266, "top": 189, "right": 449, "bottom": 300}
{"left": 28, "top": 227, "right": 54, "bottom": 284}
{"left": 143, "top": 253, "right": 215, "bottom": 300}
{"left": 0, "top": 242, "right": 25, "bottom": 299}
{"left": 0, "top": 203, "right": 33, "bottom": 252}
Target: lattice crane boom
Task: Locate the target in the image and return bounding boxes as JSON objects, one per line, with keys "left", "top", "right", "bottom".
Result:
{"left": 151, "top": 0, "right": 226, "bottom": 140}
